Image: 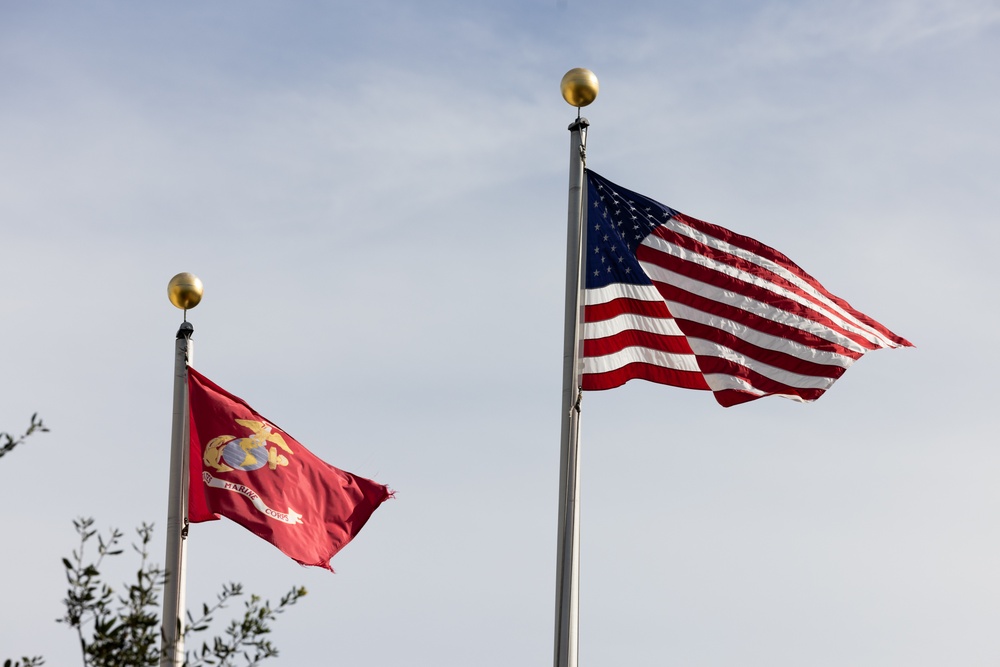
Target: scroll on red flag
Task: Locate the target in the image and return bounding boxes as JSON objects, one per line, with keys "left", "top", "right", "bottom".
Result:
{"left": 187, "top": 367, "right": 391, "bottom": 570}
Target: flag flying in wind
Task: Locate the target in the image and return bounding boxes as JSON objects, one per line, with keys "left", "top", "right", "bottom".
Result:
{"left": 582, "top": 170, "right": 912, "bottom": 407}
{"left": 187, "top": 367, "right": 391, "bottom": 570}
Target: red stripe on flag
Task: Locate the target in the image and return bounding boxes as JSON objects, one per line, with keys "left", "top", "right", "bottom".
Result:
{"left": 583, "top": 328, "right": 695, "bottom": 358}
{"left": 669, "top": 212, "right": 911, "bottom": 346}
{"left": 582, "top": 363, "right": 712, "bottom": 391}
{"left": 695, "top": 355, "right": 829, "bottom": 403}
{"left": 711, "top": 386, "right": 820, "bottom": 407}
{"left": 638, "top": 245, "right": 881, "bottom": 351}
{"left": 648, "top": 220, "right": 911, "bottom": 347}
{"left": 677, "top": 319, "right": 850, "bottom": 379}
{"left": 649, "top": 226, "right": 852, "bottom": 324}
{"left": 585, "top": 296, "right": 674, "bottom": 323}
{"left": 670, "top": 211, "right": 825, "bottom": 289}
{"left": 653, "top": 282, "right": 866, "bottom": 358}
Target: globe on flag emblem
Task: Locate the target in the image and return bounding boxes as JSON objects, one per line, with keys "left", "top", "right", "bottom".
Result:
{"left": 221, "top": 440, "right": 270, "bottom": 471}
{"left": 203, "top": 419, "right": 293, "bottom": 474}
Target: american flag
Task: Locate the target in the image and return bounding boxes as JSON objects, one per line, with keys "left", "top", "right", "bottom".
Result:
{"left": 582, "top": 170, "right": 912, "bottom": 407}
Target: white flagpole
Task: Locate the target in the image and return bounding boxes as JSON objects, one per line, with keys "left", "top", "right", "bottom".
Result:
{"left": 161, "top": 273, "right": 203, "bottom": 667}
{"left": 554, "top": 69, "right": 598, "bottom": 667}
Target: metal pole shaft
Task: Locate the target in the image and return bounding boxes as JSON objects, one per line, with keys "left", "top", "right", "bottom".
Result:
{"left": 554, "top": 117, "right": 589, "bottom": 667}
{"left": 160, "top": 322, "right": 193, "bottom": 667}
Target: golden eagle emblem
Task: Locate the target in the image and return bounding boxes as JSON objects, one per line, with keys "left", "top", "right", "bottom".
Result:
{"left": 204, "top": 419, "right": 294, "bottom": 473}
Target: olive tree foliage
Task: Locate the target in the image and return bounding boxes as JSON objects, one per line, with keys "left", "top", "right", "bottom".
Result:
{"left": 0, "top": 413, "right": 48, "bottom": 460}
{"left": 2, "top": 658, "right": 45, "bottom": 667}
{"left": 2, "top": 416, "right": 48, "bottom": 667}
{"left": 3, "top": 421, "right": 305, "bottom": 667}
{"left": 59, "top": 517, "right": 306, "bottom": 667}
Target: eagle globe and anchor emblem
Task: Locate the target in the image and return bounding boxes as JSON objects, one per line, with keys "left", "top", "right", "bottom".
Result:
{"left": 202, "top": 419, "right": 304, "bottom": 525}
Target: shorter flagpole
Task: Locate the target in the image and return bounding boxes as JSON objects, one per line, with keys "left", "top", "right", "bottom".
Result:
{"left": 160, "top": 273, "right": 203, "bottom": 667}
{"left": 554, "top": 69, "right": 598, "bottom": 667}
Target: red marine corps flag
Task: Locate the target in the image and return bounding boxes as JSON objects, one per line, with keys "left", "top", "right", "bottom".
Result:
{"left": 186, "top": 367, "right": 391, "bottom": 570}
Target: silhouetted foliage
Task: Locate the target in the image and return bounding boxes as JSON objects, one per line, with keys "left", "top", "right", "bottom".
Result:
{"left": 58, "top": 518, "right": 305, "bottom": 667}
{"left": 3, "top": 657, "right": 45, "bottom": 667}
{"left": 0, "top": 413, "right": 47, "bottom": 459}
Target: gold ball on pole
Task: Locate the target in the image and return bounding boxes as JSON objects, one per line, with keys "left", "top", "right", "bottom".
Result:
{"left": 167, "top": 272, "right": 204, "bottom": 310}
{"left": 560, "top": 68, "right": 599, "bottom": 108}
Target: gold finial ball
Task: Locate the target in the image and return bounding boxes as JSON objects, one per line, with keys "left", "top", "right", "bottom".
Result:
{"left": 167, "top": 272, "right": 204, "bottom": 310}
{"left": 561, "top": 68, "right": 599, "bottom": 108}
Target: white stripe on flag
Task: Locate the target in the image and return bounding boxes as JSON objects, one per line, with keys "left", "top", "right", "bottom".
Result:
{"left": 656, "top": 217, "right": 899, "bottom": 346}
{"left": 584, "top": 282, "right": 664, "bottom": 307}
{"left": 583, "top": 346, "right": 702, "bottom": 375}
{"left": 685, "top": 338, "right": 845, "bottom": 389}
{"left": 640, "top": 261, "right": 872, "bottom": 354}
{"left": 583, "top": 312, "right": 684, "bottom": 340}
{"left": 641, "top": 234, "right": 890, "bottom": 349}
{"left": 664, "top": 300, "right": 856, "bottom": 368}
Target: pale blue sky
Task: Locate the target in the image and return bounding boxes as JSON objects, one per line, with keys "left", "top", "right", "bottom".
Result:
{"left": 2, "top": 1, "right": 999, "bottom": 665}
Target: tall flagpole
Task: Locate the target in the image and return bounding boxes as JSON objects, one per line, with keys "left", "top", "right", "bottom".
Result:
{"left": 554, "top": 69, "right": 599, "bottom": 667}
{"left": 161, "top": 273, "right": 204, "bottom": 667}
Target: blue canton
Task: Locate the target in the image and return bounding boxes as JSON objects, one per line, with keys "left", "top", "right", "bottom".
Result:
{"left": 584, "top": 170, "right": 678, "bottom": 290}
